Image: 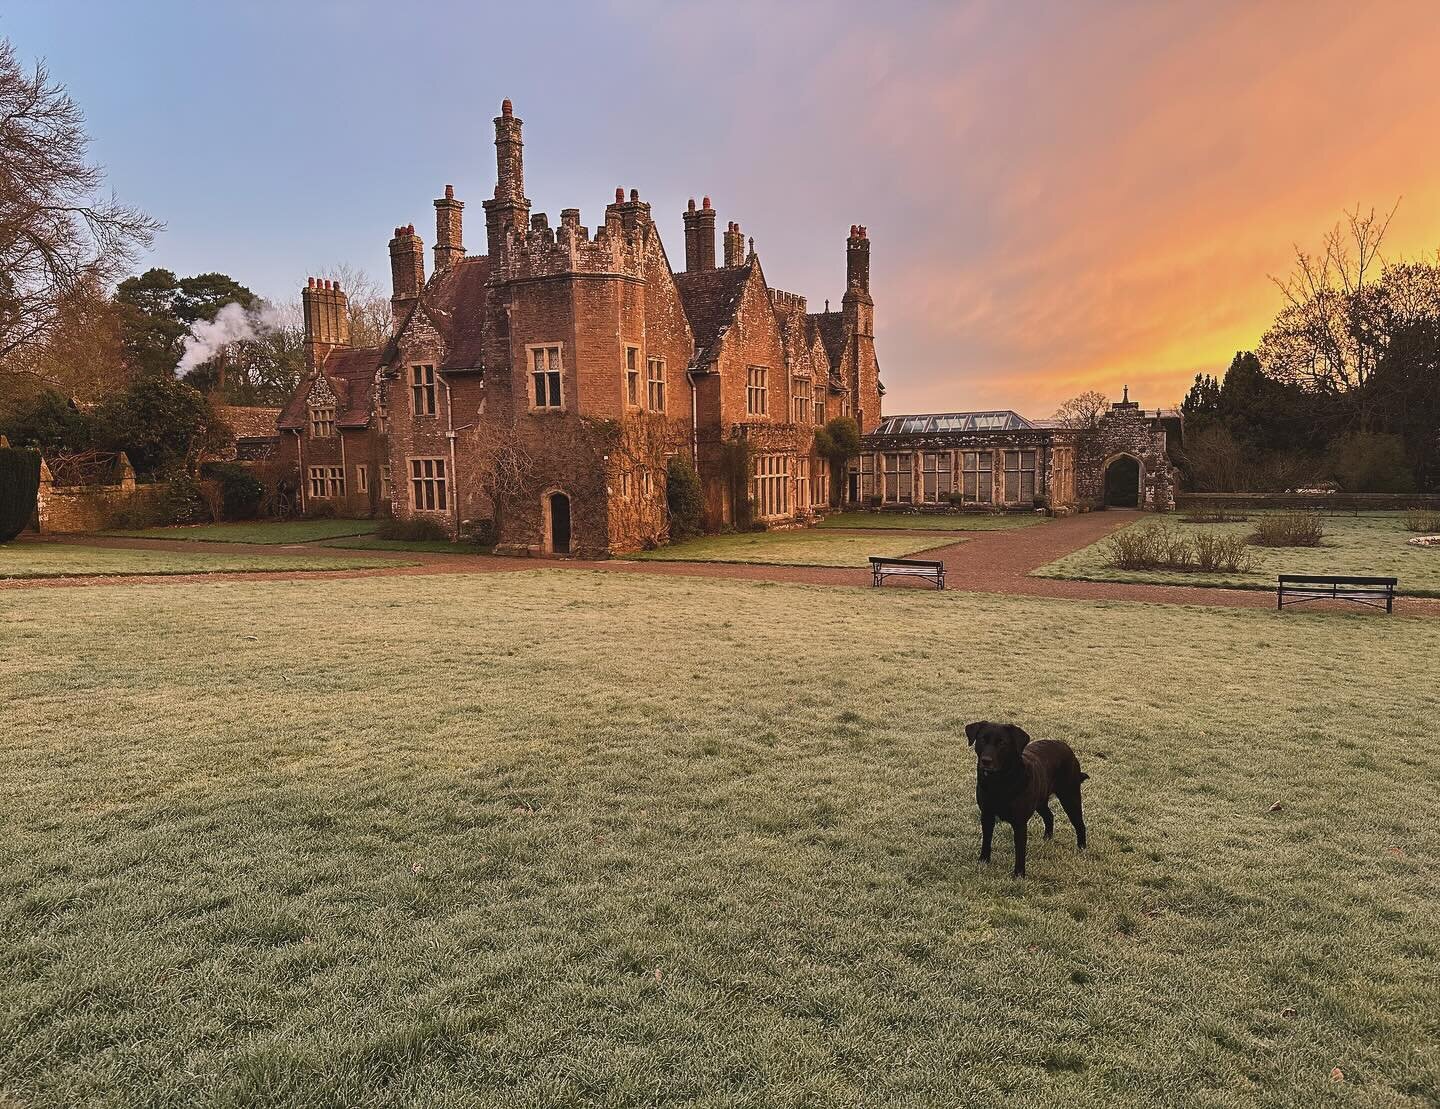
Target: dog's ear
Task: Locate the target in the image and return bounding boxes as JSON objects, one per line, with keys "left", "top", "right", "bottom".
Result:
{"left": 1002, "top": 724, "right": 1032, "bottom": 751}
{"left": 964, "top": 721, "right": 986, "bottom": 747}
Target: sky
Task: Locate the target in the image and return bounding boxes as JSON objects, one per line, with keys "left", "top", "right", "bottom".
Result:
{"left": 6, "top": 0, "right": 1440, "bottom": 416}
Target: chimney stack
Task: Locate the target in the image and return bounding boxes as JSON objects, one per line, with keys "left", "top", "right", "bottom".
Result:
{"left": 302, "top": 277, "right": 351, "bottom": 370}
{"left": 433, "top": 184, "right": 465, "bottom": 274}
{"left": 389, "top": 224, "right": 425, "bottom": 324}
{"left": 846, "top": 224, "right": 870, "bottom": 294}
{"left": 723, "top": 221, "right": 745, "bottom": 267}
{"left": 683, "top": 196, "right": 716, "bottom": 272}
{"left": 484, "top": 98, "right": 531, "bottom": 256}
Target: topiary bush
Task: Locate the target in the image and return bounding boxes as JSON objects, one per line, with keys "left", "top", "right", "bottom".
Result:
{"left": 376, "top": 516, "right": 449, "bottom": 542}
{"left": 0, "top": 446, "right": 42, "bottom": 541}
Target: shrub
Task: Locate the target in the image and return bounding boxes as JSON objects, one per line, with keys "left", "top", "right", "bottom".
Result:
{"left": 665, "top": 456, "right": 704, "bottom": 541}
{"left": 200, "top": 462, "right": 265, "bottom": 520}
{"left": 376, "top": 516, "right": 449, "bottom": 542}
{"left": 304, "top": 498, "right": 337, "bottom": 520}
{"left": 1181, "top": 501, "right": 1250, "bottom": 523}
{"left": 1248, "top": 511, "right": 1325, "bottom": 547}
{"left": 1402, "top": 508, "right": 1440, "bottom": 533}
{"left": 0, "top": 446, "right": 42, "bottom": 541}
{"left": 1105, "top": 523, "right": 1254, "bottom": 573}
{"left": 1106, "top": 523, "right": 1194, "bottom": 570}
{"left": 162, "top": 473, "right": 211, "bottom": 525}
{"left": 1191, "top": 530, "right": 1255, "bottom": 573}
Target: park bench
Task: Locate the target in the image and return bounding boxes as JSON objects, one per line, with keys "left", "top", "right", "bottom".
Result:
{"left": 870, "top": 556, "right": 945, "bottom": 590}
{"left": 1277, "top": 574, "right": 1397, "bottom": 613}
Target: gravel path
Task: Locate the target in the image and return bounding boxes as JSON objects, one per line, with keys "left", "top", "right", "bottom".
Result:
{"left": 7, "top": 514, "right": 1437, "bottom": 617}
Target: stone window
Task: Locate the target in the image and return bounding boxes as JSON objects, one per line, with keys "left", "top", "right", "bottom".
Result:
{"left": 795, "top": 457, "right": 810, "bottom": 511}
{"left": 376, "top": 394, "right": 389, "bottom": 435}
{"left": 860, "top": 454, "right": 875, "bottom": 501}
{"left": 647, "top": 357, "right": 666, "bottom": 412}
{"left": 620, "top": 468, "right": 632, "bottom": 499}
{"left": 625, "top": 346, "right": 640, "bottom": 406}
{"left": 752, "top": 453, "right": 790, "bottom": 518}
{"left": 813, "top": 457, "right": 829, "bottom": 506}
{"left": 815, "top": 397, "right": 826, "bottom": 426}
{"left": 921, "top": 451, "right": 953, "bottom": 503}
{"left": 746, "top": 366, "right": 768, "bottom": 417}
{"left": 309, "top": 405, "right": 335, "bottom": 438}
{"left": 356, "top": 465, "right": 369, "bottom": 495}
{"left": 792, "top": 376, "right": 811, "bottom": 424}
{"left": 642, "top": 467, "right": 654, "bottom": 497}
{"left": 308, "top": 466, "right": 326, "bottom": 499}
{"left": 410, "top": 457, "right": 447, "bottom": 512}
{"left": 882, "top": 452, "right": 912, "bottom": 504}
{"left": 410, "top": 365, "right": 437, "bottom": 417}
{"left": 961, "top": 451, "right": 993, "bottom": 504}
{"left": 530, "top": 345, "right": 563, "bottom": 410}
{"left": 1005, "top": 450, "right": 1037, "bottom": 503}
{"left": 380, "top": 463, "right": 392, "bottom": 500}
{"left": 327, "top": 467, "right": 344, "bottom": 498}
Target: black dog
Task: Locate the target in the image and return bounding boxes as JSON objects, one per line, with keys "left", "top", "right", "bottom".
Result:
{"left": 966, "top": 721, "right": 1088, "bottom": 877}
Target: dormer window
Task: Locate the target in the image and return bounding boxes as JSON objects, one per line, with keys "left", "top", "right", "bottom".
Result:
{"left": 309, "top": 405, "right": 335, "bottom": 437}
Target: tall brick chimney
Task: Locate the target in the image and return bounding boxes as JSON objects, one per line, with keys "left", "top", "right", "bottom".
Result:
{"left": 434, "top": 185, "right": 465, "bottom": 274}
{"left": 683, "top": 197, "right": 716, "bottom": 272}
{"left": 302, "top": 277, "right": 350, "bottom": 370}
{"left": 484, "top": 98, "right": 531, "bottom": 256}
{"left": 723, "top": 221, "right": 746, "bottom": 267}
{"left": 389, "top": 224, "right": 424, "bottom": 325}
{"left": 846, "top": 224, "right": 871, "bottom": 293}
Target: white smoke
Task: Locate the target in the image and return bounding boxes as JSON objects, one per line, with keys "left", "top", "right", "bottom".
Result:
{"left": 175, "top": 301, "right": 290, "bottom": 377}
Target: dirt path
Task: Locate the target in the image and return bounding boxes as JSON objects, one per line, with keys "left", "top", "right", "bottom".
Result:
{"left": 7, "top": 514, "right": 1437, "bottom": 617}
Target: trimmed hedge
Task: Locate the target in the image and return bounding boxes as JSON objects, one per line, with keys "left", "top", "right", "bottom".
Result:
{"left": 200, "top": 462, "right": 265, "bottom": 520}
{"left": 0, "top": 447, "right": 42, "bottom": 542}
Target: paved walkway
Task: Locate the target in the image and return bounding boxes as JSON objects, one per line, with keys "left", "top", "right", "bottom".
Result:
{"left": 7, "top": 514, "right": 1437, "bottom": 617}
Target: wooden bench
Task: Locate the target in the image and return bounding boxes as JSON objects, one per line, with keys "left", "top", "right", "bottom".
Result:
{"left": 1277, "top": 574, "right": 1397, "bottom": 613}
{"left": 870, "top": 556, "right": 945, "bottom": 590}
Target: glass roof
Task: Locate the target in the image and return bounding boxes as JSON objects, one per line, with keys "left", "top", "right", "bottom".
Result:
{"left": 873, "top": 411, "right": 1035, "bottom": 435}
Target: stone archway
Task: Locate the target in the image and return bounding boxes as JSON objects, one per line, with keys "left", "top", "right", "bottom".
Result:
{"left": 1102, "top": 454, "right": 1143, "bottom": 508}
{"left": 542, "top": 489, "right": 572, "bottom": 555}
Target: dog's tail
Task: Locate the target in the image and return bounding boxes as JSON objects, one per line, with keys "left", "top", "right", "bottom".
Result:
{"left": 1079, "top": 772, "right": 1090, "bottom": 782}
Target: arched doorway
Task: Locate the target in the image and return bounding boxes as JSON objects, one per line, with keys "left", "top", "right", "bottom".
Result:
{"left": 545, "top": 491, "right": 571, "bottom": 555}
{"left": 1103, "top": 455, "right": 1141, "bottom": 508}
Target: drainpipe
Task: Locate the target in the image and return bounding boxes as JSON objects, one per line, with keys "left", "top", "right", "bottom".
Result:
{"left": 685, "top": 368, "right": 699, "bottom": 464}
{"left": 295, "top": 429, "right": 306, "bottom": 515}
{"left": 442, "top": 378, "right": 460, "bottom": 536}
{"left": 339, "top": 431, "right": 347, "bottom": 512}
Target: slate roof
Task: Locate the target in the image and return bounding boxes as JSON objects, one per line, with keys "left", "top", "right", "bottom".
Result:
{"left": 419, "top": 256, "right": 490, "bottom": 372}
{"left": 277, "top": 346, "right": 382, "bottom": 430}
{"left": 673, "top": 265, "right": 752, "bottom": 370}
{"left": 807, "top": 311, "right": 847, "bottom": 375}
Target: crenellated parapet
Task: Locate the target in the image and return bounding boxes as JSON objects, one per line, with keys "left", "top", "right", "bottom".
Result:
{"left": 489, "top": 188, "right": 655, "bottom": 283}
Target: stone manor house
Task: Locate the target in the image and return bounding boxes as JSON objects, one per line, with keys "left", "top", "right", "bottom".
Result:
{"left": 276, "top": 100, "right": 1179, "bottom": 555}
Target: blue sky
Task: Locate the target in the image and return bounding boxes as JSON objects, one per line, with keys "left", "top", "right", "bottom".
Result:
{"left": 7, "top": 1, "right": 1440, "bottom": 414}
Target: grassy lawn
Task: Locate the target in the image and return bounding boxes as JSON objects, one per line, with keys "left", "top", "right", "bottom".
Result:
{"left": 819, "top": 510, "right": 1045, "bottom": 531}
{"left": 0, "top": 541, "right": 406, "bottom": 579}
{"left": 632, "top": 530, "right": 952, "bottom": 567}
{"left": 101, "top": 520, "right": 377, "bottom": 544}
{"left": 1035, "top": 512, "right": 1440, "bottom": 597}
{"left": 2, "top": 572, "right": 1437, "bottom": 1107}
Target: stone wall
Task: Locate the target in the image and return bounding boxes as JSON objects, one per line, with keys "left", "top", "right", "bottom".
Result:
{"left": 35, "top": 457, "right": 170, "bottom": 533}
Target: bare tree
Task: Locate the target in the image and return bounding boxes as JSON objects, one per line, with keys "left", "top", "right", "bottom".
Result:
{"left": 1259, "top": 204, "right": 1398, "bottom": 419}
{"left": 1051, "top": 389, "right": 1108, "bottom": 429}
{"left": 0, "top": 38, "right": 160, "bottom": 380}
{"left": 467, "top": 417, "right": 534, "bottom": 536}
